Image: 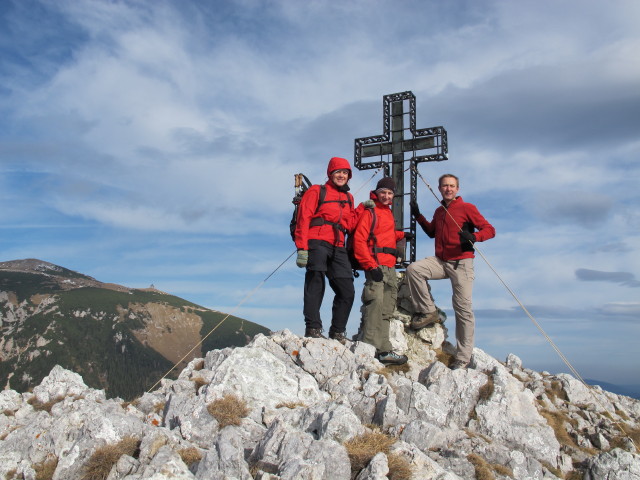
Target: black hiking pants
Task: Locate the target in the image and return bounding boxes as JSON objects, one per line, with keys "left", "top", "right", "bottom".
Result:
{"left": 303, "top": 239, "right": 355, "bottom": 334}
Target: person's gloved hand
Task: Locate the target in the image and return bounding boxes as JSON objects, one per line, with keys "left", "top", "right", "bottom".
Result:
{"left": 410, "top": 200, "right": 421, "bottom": 217}
{"left": 296, "top": 250, "right": 308, "bottom": 268}
{"left": 404, "top": 232, "right": 415, "bottom": 241}
{"left": 459, "top": 231, "right": 476, "bottom": 245}
{"left": 362, "top": 199, "right": 375, "bottom": 209}
{"left": 369, "top": 267, "right": 384, "bottom": 282}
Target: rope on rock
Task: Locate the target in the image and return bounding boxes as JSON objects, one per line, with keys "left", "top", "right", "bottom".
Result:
{"left": 415, "top": 166, "right": 637, "bottom": 450}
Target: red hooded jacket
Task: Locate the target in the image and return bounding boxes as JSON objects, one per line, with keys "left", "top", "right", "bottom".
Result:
{"left": 353, "top": 191, "right": 406, "bottom": 270}
{"left": 416, "top": 196, "right": 495, "bottom": 261}
{"left": 294, "top": 157, "right": 355, "bottom": 250}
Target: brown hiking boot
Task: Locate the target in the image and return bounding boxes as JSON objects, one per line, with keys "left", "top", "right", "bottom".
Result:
{"left": 410, "top": 311, "right": 440, "bottom": 330}
{"left": 329, "top": 331, "right": 347, "bottom": 345}
{"left": 450, "top": 360, "right": 469, "bottom": 370}
{"left": 304, "top": 328, "right": 326, "bottom": 339}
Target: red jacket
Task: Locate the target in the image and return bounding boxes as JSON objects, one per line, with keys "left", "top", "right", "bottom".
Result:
{"left": 353, "top": 192, "right": 406, "bottom": 270}
{"left": 294, "top": 157, "right": 355, "bottom": 250}
{"left": 416, "top": 196, "right": 495, "bottom": 261}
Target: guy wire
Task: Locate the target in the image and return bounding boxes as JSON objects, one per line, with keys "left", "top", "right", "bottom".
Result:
{"left": 414, "top": 166, "right": 637, "bottom": 448}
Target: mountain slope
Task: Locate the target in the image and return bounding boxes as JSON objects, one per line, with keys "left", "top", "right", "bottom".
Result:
{"left": 0, "top": 259, "right": 270, "bottom": 399}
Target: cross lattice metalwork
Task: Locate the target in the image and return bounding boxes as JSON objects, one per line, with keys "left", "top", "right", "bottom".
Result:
{"left": 354, "top": 91, "right": 448, "bottom": 266}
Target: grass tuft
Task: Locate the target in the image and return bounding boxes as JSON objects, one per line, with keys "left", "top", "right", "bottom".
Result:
{"left": 178, "top": 447, "right": 202, "bottom": 467}
{"left": 28, "top": 396, "right": 65, "bottom": 413}
{"left": 478, "top": 375, "right": 495, "bottom": 402}
{"left": 344, "top": 430, "right": 412, "bottom": 479}
{"left": 33, "top": 456, "right": 58, "bottom": 480}
{"left": 387, "top": 453, "right": 413, "bottom": 480}
{"left": 207, "top": 394, "right": 250, "bottom": 428}
{"left": 275, "top": 401, "right": 306, "bottom": 409}
{"left": 467, "top": 453, "right": 495, "bottom": 480}
{"left": 192, "top": 377, "right": 208, "bottom": 392}
{"left": 81, "top": 436, "right": 140, "bottom": 480}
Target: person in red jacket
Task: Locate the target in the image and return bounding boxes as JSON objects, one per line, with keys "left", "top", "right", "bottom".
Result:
{"left": 406, "top": 174, "right": 495, "bottom": 370}
{"left": 294, "top": 157, "right": 356, "bottom": 342}
{"left": 354, "top": 177, "right": 411, "bottom": 365}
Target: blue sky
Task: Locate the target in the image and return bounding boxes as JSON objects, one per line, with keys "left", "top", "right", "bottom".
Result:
{"left": 1, "top": 0, "right": 639, "bottom": 385}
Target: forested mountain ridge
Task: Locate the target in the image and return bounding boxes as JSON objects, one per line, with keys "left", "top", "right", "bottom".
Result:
{"left": 0, "top": 259, "right": 270, "bottom": 399}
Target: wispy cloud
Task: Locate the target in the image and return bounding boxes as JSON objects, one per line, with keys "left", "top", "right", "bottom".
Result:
{"left": 576, "top": 268, "right": 640, "bottom": 288}
{"left": 1, "top": 0, "right": 639, "bottom": 385}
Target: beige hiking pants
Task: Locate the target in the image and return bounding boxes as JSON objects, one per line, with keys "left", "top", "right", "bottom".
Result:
{"left": 406, "top": 257, "right": 475, "bottom": 363}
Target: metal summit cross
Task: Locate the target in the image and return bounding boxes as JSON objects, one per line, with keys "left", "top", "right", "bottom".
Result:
{"left": 354, "top": 91, "right": 448, "bottom": 266}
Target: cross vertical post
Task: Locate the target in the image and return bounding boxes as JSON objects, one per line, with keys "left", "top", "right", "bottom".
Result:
{"left": 354, "top": 91, "right": 448, "bottom": 267}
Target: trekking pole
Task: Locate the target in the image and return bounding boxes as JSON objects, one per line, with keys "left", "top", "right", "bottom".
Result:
{"left": 414, "top": 166, "right": 637, "bottom": 449}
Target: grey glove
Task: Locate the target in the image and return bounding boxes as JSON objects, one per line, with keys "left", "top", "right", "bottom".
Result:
{"left": 369, "top": 267, "right": 384, "bottom": 282}
{"left": 410, "top": 200, "right": 421, "bottom": 217}
{"left": 362, "top": 199, "right": 375, "bottom": 209}
{"left": 296, "top": 250, "right": 308, "bottom": 268}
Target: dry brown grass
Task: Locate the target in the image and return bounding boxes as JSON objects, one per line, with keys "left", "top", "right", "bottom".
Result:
{"left": 545, "top": 380, "right": 568, "bottom": 403}
{"left": 207, "top": 394, "right": 250, "bottom": 428}
{"left": 275, "top": 401, "right": 306, "bottom": 409}
{"left": 192, "top": 377, "right": 208, "bottom": 391}
{"left": 387, "top": 453, "right": 413, "bottom": 480}
{"left": 344, "top": 430, "right": 412, "bottom": 479}
{"left": 615, "top": 408, "right": 630, "bottom": 421}
{"left": 28, "top": 396, "right": 65, "bottom": 413}
{"left": 478, "top": 375, "right": 495, "bottom": 402}
{"left": 345, "top": 431, "right": 395, "bottom": 474}
{"left": 152, "top": 402, "right": 165, "bottom": 414}
{"left": 192, "top": 359, "right": 205, "bottom": 371}
{"left": 565, "top": 470, "right": 584, "bottom": 480}
{"left": 540, "top": 409, "right": 579, "bottom": 450}
{"left": 435, "top": 348, "right": 454, "bottom": 367}
{"left": 377, "top": 362, "right": 411, "bottom": 379}
{"left": 492, "top": 463, "right": 514, "bottom": 477}
{"left": 81, "top": 436, "right": 140, "bottom": 480}
{"left": 33, "top": 457, "right": 58, "bottom": 480}
{"left": 467, "top": 453, "right": 495, "bottom": 480}
{"left": 540, "top": 460, "right": 563, "bottom": 478}
{"left": 178, "top": 447, "right": 202, "bottom": 467}
{"left": 609, "top": 424, "right": 640, "bottom": 453}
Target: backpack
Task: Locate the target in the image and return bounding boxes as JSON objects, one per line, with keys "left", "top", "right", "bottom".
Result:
{"left": 290, "top": 174, "right": 352, "bottom": 242}
{"left": 346, "top": 206, "right": 377, "bottom": 275}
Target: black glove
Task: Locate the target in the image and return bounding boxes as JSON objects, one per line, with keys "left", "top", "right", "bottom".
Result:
{"left": 459, "top": 230, "right": 476, "bottom": 245}
{"left": 369, "top": 267, "right": 384, "bottom": 282}
{"left": 404, "top": 232, "right": 415, "bottom": 241}
{"left": 410, "top": 200, "right": 421, "bottom": 217}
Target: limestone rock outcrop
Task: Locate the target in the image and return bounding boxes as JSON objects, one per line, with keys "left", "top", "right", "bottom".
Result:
{"left": 1, "top": 325, "right": 639, "bottom": 479}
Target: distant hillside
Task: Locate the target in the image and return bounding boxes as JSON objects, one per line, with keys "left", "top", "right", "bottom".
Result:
{"left": 0, "top": 259, "right": 270, "bottom": 400}
{"left": 587, "top": 379, "right": 640, "bottom": 400}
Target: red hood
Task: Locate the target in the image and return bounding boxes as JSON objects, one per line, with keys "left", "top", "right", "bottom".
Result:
{"left": 326, "top": 157, "right": 352, "bottom": 179}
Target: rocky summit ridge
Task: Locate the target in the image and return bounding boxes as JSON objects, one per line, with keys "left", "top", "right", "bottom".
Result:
{"left": 1, "top": 321, "right": 639, "bottom": 479}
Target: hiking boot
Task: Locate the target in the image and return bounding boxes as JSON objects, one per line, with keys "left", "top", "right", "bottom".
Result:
{"left": 304, "top": 328, "right": 326, "bottom": 339}
{"left": 329, "top": 331, "right": 347, "bottom": 345}
{"left": 450, "top": 360, "right": 468, "bottom": 371}
{"left": 410, "top": 311, "right": 440, "bottom": 330}
{"left": 377, "top": 351, "right": 408, "bottom": 366}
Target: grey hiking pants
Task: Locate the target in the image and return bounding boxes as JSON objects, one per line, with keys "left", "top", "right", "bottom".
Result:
{"left": 406, "top": 256, "right": 475, "bottom": 363}
{"left": 360, "top": 266, "right": 397, "bottom": 353}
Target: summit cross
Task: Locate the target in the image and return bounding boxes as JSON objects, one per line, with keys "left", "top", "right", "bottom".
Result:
{"left": 354, "top": 91, "right": 448, "bottom": 266}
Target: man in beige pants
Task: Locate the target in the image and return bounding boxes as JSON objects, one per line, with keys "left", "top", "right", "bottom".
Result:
{"left": 406, "top": 174, "right": 495, "bottom": 370}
